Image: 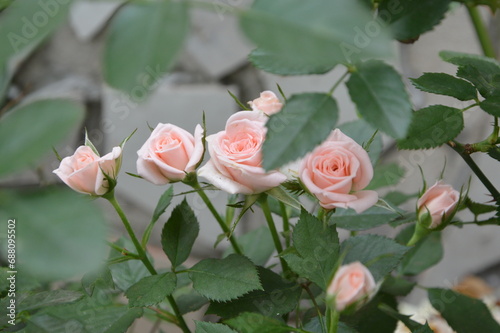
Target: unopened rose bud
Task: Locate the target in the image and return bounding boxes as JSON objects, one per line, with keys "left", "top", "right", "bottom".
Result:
{"left": 248, "top": 90, "right": 283, "bottom": 115}
{"left": 327, "top": 261, "right": 376, "bottom": 312}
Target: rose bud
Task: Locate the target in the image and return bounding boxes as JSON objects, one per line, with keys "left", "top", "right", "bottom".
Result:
{"left": 299, "top": 129, "right": 378, "bottom": 213}
{"left": 327, "top": 261, "right": 376, "bottom": 312}
{"left": 198, "top": 111, "right": 287, "bottom": 194}
{"left": 53, "top": 145, "right": 122, "bottom": 196}
{"left": 408, "top": 181, "right": 460, "bottom": 245}
{"left": 137, "top": 123, "right": 204, "bottom": 185}
{"left": 248, "top": 90, "right": 283, "bottom": 115}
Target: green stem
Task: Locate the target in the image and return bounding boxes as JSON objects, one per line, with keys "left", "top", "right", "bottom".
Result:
{"left": 106, "top": 241, "right": 140, "bottom": 259}
{"left": 260, "top": 195, "right": 290, "bottom": 276}
{"left": 303, "top": 285, "right": 326, "bottom": 333}
{"left": 191, "top": 181, "right": 243, "bottom": 255}
{"left": 466, "top": 4, "right": 496, "bottom": 58}
{"left": 328, "top": 70, "right": 350, "bottom": 95}
{"left": 106, "top": 194, "right": 191, "bottom": 333}
{"left": 279, "top": 201, "right": 291, "bottom": 248}
{"left": 448, "top": 141, "right": 500, "bottom": 201}
{"left": 326, "top": 306, "right": 340, "bottom": 333}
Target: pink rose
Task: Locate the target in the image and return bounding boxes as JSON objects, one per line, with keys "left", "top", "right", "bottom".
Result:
{"left": 249, "top": 90, "right": 283, "bottom": 115}
{"left": 137, "top": 123, "right": 204, "bottom": 185}
{"left": 299, "top": 129, "right": 378, "bottom": 213}
{"left": 327, "top": 261, "right": 376, "bottom": 311}
{"left": 53, "top": 145, "right": 122, "bottom": 196}
{"left": 198, "top": 111, "right": 287, "bottom": 194}
{"left": 417, "top": 181, "right": 460, "bottom": 228}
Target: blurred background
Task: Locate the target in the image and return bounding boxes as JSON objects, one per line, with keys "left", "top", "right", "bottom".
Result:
{"left": 2, "top": 1, "right": 500, "bottom": 331}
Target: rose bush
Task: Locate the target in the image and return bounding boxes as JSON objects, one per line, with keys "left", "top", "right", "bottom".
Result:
{"left": 137, "top": 123, "right": 203, "bottom": 184}
{"left": 299, "top": 129, "right": 378, "bottom": 213}
{"left": 198, "top": 110, "right": 287, "bottom": 194}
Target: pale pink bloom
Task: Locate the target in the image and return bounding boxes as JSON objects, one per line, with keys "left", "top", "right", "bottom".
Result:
{"left": 53, "top": 145, "right": 122, "bottom": 195}
{"left": 198, "top": 111, "right": 286, "bottom": 194}
{"left": 299, "top": 129, "right": 378, "bottom": 213}
{"left": 137, "top": 123, "right": 203, "bottom": 185}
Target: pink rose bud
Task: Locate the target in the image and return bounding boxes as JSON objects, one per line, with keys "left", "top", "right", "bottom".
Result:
{"left": 53, "top": 145, "right": 122, "bottom": 196}
{"left": 137, "top": 123, "right": 204, "bottom": 185}
{"left": 249, "top": 90, "right": 283, "bottom": 115}
{"left": 299, "top": 129, "right": 378, "bottom": 213}
{"left": 198, "top": 111, "right": 287, "bottom": 194}
{"left": 417, "top": 181, "right": 460, "bottom": 229}
{"left": 327, "top": 261, "right": 376, "bottom": 312}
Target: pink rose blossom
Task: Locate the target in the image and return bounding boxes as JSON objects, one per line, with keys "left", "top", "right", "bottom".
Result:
{"left": 53, "top": 145, "right": 122, "bottom": 195}
{"left": 417, "top": 181, "right": 460, "bottom": 228}
{"left": 299, "top": 129, "right": 378, "bottom": 213}
{"left": 327, "top": 261, "right": 376, "bottom": 311}
{"left": 198, "top": 111, "right": 287, "bottom": 194}
{"left": 137, "top": 123, "right": 204, "bottom": 185}
{"left": 249, "top": 90, "right": 283, "bottom": 115}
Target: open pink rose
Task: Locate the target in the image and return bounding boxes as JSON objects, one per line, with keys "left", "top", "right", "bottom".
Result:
{"left": 417, "top": 181, "right": 460, "bottom": 228}
{"left": 299, "top": 129, "right": 378, "bottom": 213}
{"left": 137, "top": 123, "right": 204, "bottom": 185}
{"left": 53, "top": 145, "right": 122, "bottom": 195}
{"left": 327, "top": 261, "right": 376, "bottom": 311}
{"left": 249, "top": 90, "right": 283, "bottom": 115}
{"left": 198, "top": 111, "right": 287, "bottom": 194}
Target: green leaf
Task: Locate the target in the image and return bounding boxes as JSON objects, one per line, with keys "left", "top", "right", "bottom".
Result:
{"left": 240, "top": 0, "right": 392, "bottom": 67}
{"left": 18, "top": 290, "right": 84, "bottom": 312}
{"left": 103, "top": 1, "right": 188, "bottom": 95}
{"left": 342, "top": 293, "right": 398, "bottom": 333}
{"left": 378, "top": 0, "right": 451, "bottom": 41}
{"left": 330, "top": 206, "right": 400, "bottom": 231}
{"left": 0, "top": 99, "right": 84, "bottom": 177}
{"left": 346, "top": 60, "right": 412, "bottom": 139}
{"left": 0, "top": 0, "right": 72, "bottom": 63}
{"left": 396, "top": 224, "right": 443, "bottom": 276}
{"left": 338, "top": 119, "right": 383, "bottom": 165}
{"left": 26, "top": 292, "right": 143, "bottom": 333}
{"left": 465, "top": 197, "right": 497, "bottom": 217}
{"left": 161, "top": 198, "right": 200, "bottom": 268}
{"left": 225, "top": 312, "right": 293, "bottom": 333}
{"left": 440, "top": 50, "right": 500, "bottom": 98}
{"left": 189, "top": 254, "right": 262, "bottom": 302}
{"left": 152, "top": 186, "right": 174, "bottom": 223}
{"left": 397, "top": 105, "right": 464, "bottom": 150}
{"left": 0, "top": 188, "right": 107, "bottom": 281}
{"left": 284, "top": 209, "right": 339, "bottom": 289}
{"left": 411, "top": 73, "right": 477, "bottom": 101}
{"left": 263, "top": 93, "right": 339, "bottom": 171}
{"left": 304, "top": 318, "right": 358, "bottom": 333}
{"left": 125, "top": 272, "right": 177, "bottom": 307}
{"left": 379, "top": 304, "right": 434, "bottom": 332}
{"left": 266, "top": 186, "right": 303, "bottom": 211}
{"left": 207, "top": 266, "right": 301, "bottom": 319}
{"left": 108, "top": 238, "right": 150, "bottom": 291}
{"left": 428, "top": 288, "right": 500, "bottom": 333}
{"left": 177, "top": 291, "right": 209, "bottom": 315}
{"left": 384, "top": 191, "right": 417, "bottom": 206}
{"left": 341, "top": 234, "right": 408, "bottom": 281}
{"left": 248, "top": 48, "right": 334, "bottom": 76}
{"left": 224, "top": 226, "right": 275, "bottom": 266}
{"left": 195, "top": 322, "right": 237, "bottom": 333}
{"left": 380, "top": 276, "right": 416, "bottom": 297}
{"left": 480, "top": 96, "right": 500, "bottom": 117}
{"left": 365, "top": 163, "right": 405, "bottom": 190}
{"left": 81, "top": 267, "right": 115, "bottom": 296}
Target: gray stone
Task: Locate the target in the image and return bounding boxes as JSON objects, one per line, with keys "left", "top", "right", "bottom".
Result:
{"left": 69, "top": 1, "right": 123, "bottom": 41}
